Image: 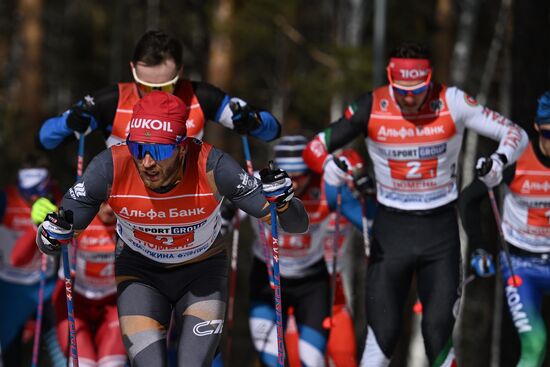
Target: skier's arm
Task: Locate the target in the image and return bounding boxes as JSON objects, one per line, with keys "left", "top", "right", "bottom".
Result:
{"left": 324, "top": 183, "right": 363, "bottom": 231}
{"left": 59, "top": 149, "right": 113, "bottom": 231}
{"left": 37, "top": 86, "right": 119, "bottom": 150}
{"left": 447, "top": 87, "right": 528, "bottom": 165}
{"left": 207, "top": 148, "right": 308, "bottom": 233}
{"left": 193, "top": 81, "right": 281, "bottom": 142}
{"left": 302, "top": 93, "right": 373, "bottom": 172}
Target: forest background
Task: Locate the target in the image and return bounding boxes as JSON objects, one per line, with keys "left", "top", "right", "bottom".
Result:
{"left": 0, "top": 0, "right": 549, "bottom": 366}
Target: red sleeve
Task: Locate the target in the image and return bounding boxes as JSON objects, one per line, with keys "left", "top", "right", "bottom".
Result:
{"left": 303, "top": 135, "right": 329, "bottom": 173}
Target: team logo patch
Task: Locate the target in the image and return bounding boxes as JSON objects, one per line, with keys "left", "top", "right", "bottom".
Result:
{"left": 236, "top": 171, "right": 259, "bottom": 192}
{"left": 69, "top": 182, "right": 86, "bottom": 199}
{"left": 193, "top": 319, "right": 224, "bottom": 336}
{"left": 345, "top": 102, "right": 357, "bottom": 120}
{"left": 380, "top": 99, "right": 389, "bottom": 111}
{"left": 464, "top": 93, "right": 478, "bottom": 106}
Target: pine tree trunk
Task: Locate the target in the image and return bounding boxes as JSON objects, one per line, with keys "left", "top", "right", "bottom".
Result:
{"left": 205, "top": 0, "right": 234, "bottom": 150}
{"left": 433, "top": 0, "right": 454, "bottom": 84}
{"left": 17, "top": 0, "right": 44, "bottom": 143}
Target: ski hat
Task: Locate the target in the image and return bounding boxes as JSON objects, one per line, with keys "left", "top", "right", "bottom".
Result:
{"left": 128, "top": 91, "right": 188, "bottom": 144}
{"left": 274, "top": 135, "right": 309, "bottom": 174}
{"left": 535, "top": 91, "right": 550, "bottom": 125}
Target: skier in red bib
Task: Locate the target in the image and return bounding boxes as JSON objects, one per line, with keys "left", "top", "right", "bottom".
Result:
{"left": 35, "top": 91, "right": 308, "bottom": 367}
{"left": 37, "top": 30, "right": 281, "bottom": 150}
{"left": 460, "top": 91, "right": 550, "bottom": 367}
{"left": 302, "top": 42, "right": 528, "bottom": 366}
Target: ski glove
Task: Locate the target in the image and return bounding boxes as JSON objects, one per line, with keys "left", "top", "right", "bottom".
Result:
{"left": 230, "top": 101, "right": 261, "bottom": 135}
{"left": 31, "top": 197, "right": 58, "bottom": 225}
{"left": 66, "top": 96, "right": 96, "bottom": 134}
{"left": 470, "top": 248, "right": 495, "bottom": 278}
{"left": 260, "top": 162, "right": 294, "bottom": 211}
{"left": 36, "top": 210, "right": 74, "bottom": 255}
{"left": 476, "top": 153, "right": 507, "bottom": 188}
{"left": 353, "top": 173, "right": 376, "bottom": 197}
{"left": 323, "top": 156, "right": 350, "bottom": 187}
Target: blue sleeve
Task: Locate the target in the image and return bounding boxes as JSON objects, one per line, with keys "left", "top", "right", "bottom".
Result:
{"left": 39, "top": 107, "right": 99, "bottom": 150}
{"left": 213, "top": 95, "right": 281, "bottom": 142}
{"left": 0, "top": 190, "right": 6, "bottom": 222}
{"left": 250, "top": 111, "right": 281, "bottom": 142}
{"left": 39, "top": 112, "right": 73, "bottom": 150}
{"left": 324, "top": 182, "right": 363, "bottom": 231}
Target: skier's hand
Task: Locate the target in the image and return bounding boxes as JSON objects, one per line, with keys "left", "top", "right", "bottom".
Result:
{"left": 470, "top": 248, "right": 495, "bottom": 278}
{"left": 66, "top": 96, "right": 96, "bottom": 134}
{"left": 36, "top": 210, "right": 74, "bottom": 255}
{"left": 476, "top": 153, "right": 507, "bottom": 188}
{"left": 31, "top": 197, "right": 58, "bottom": 225}
{"left": 229, "top": 101, "right": 261, "bottom": 135}
{"left": 259, "top": 161, "right": 294, "bottom": 211}
{"left": 353, "top": 172, "right": 376, "bottom": 197}
{"left": 323, "top": 156, "right": 350, "bottom": 187}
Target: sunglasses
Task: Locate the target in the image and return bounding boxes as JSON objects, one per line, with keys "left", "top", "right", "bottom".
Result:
{"left": 392, "top": 84, "right": 429, "bottom": 96}
{"left": 132, "top": 67, "right": 179, "bottom": 94}
{"left": 386, "top": 66, "right": 432, "bottom": 96}
{"left": 126, "top": 138, "right": 184, "bottom": 161}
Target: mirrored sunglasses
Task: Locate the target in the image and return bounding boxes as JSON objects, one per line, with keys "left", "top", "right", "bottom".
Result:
{"left": 132, "top": 67, "right": 179, "bottom": 94}
{"left": 392, "top": 83, "right": 429, "bottom": 96}
{"left": 126, "top": 139, "right": 183, "bottom": 161}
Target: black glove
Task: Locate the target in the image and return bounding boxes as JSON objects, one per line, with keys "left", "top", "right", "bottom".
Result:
{"left": 353, "top": 173, "right": 376, "bottom": 197}
{"left": 66, "top": 96, "right": 96, "bottom": 133}
{"left": 259, "top": 161, "right": 294, "bottom": 210}
{"left": 36, "top": 209, "right": 74, "bottom": 255}
{"left": 470, "top": 248, "right": 495, "bottom": 278}
{"left": 230, "top": 101, "right": 261, "bottom": 135}
{"left": 476, "top": 153, "right": 508, "bottom": 188}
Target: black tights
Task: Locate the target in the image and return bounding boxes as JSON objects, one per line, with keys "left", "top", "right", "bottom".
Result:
{"left": 116, "top": 247, "right": 228, "bottom": 367}
{"left": 363, "top": 205, "right": 461, "bottom": 365}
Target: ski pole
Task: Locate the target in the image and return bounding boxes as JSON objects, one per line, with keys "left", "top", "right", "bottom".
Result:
{"left": 71, "top": 134, "right": 85, "bottom": 278}
{"left": 476, "top": 158, "right": 517, "bottom": 287}
{"left": 487, "top": 188, "right": 517, "bottom": 287}
{"left": 224, "top": 212, "right": 240, "bottom": 361}
{"left": 329, "top": 185, "right": 342, "bottom": 327}
{"left": 359, "top": 196, "right": 371, "bottom": 258}
{"left": 231, "top": 102, "right": 274, "bottom": 287}
{"left": 241, "top": 135, "right": 273, "bottom": 284}
{"left": 59, "top": 209, "right": 79, "bottom": 367}
{"left": 31, "top": 253, "right": 48, "bottom": 367}
{"left": 269, "top": 199, "right": 285, "bottom": 367}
